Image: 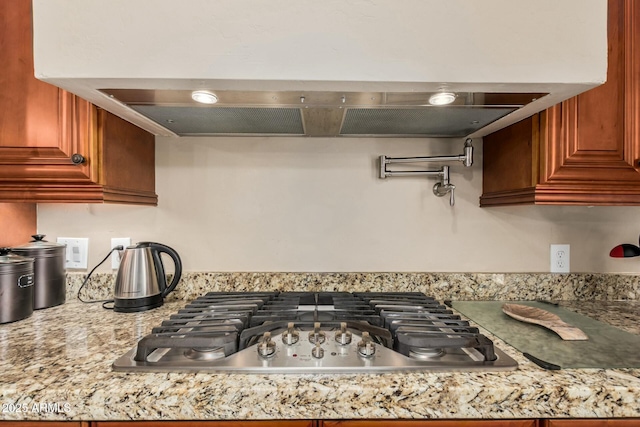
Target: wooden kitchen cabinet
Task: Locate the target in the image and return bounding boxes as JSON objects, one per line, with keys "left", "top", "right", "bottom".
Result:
{"left": 92, "top": 422, "right": 317, "bottom": 427}
{"left": 5, "top": 421, "right": 640, "bottom": 427}
{"left": 480, "top": 0, "right": 640, "bottom": 206}
{"left": 320, "top": 421, "right": 538, "bottom": 427}
{"left": 541, "top": 420, "right": 640, "bottom": 427}
{"left": 0, "top": 0, "right": 157, "bottom": 205}
{"left": 92, "top": 421, "right": 535, "bottom": 427}
{"left": 0, "top": 423, "right": 88, "bottom": 427}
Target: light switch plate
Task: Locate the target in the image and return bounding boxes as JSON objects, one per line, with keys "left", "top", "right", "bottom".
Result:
{"left": 57, "top": 237, "right": 89, "bottom": 269}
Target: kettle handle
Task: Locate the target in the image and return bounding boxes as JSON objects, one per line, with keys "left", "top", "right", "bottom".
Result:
{"left": 142, "top": 242, "right": 183, "bottom": 297}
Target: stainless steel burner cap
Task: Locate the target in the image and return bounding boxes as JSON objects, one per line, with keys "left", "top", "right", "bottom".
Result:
{"left": 184, "top": 347, "right": 226, "bottom": 361}
{"left": 409, "top": 348, "right": 445, "bottom": 360}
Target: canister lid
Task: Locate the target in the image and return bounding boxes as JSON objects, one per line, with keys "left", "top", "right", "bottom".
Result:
{"left": 0, "top": 248, "right": 34, "bottom": 265}
{"left": 12, "top": 234, "right": 65, "bottom": 254}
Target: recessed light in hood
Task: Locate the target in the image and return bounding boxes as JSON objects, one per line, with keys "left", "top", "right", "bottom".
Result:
{"left": 101, "top": 89, "right": 546, "bottom": 138}
{"left": 191, "top": 90, "right": 218, "bottom": 104}
{"left": 428, "top": 92, "right": 457, "bottom": 106}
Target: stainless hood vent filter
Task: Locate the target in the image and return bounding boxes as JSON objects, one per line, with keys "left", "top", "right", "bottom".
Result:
{"left": 131, "top": 106, "right": 305, "bottom": 136}
{"left": 102, "top": 90, "right": 545, "bottom": 138}
{"left": 340, "top": 107, "right": 517, "bottom": 138}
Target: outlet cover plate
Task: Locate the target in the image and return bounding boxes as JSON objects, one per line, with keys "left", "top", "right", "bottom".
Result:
{"left": 57, "top": 237, "right": 89, "bottom": 269}
{"left": 550, "top": 244, "right": 570, "bottom": 273}
{"left": 111, "top": 238, "right": 131, "bottom": 269}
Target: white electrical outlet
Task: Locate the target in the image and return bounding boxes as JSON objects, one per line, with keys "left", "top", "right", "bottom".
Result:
{"left": 111, "top": 238, "right": 131, "bottom": 269}
{"left": 550, "top": 244, "right": 570, "bottom": 273}
{"left": 57, "top": 237, "right": 89, "bottom": 269}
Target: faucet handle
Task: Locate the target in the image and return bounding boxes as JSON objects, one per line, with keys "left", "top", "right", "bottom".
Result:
{"left": 433, "top": 182, "right": 456, "bottom": 206}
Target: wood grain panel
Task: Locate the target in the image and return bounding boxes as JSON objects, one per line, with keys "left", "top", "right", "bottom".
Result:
{"left": 0, "top": 0, "right": 60, "bottom": 151}
{"left": 93, "top": 421, "right": 316, "bottom": 427}
{"left": 321, "top": 420, "right": 538, "bottom": 427}
{"left": 0, "top": 422, "right": 86, "bottom": 427}
{"left": 0, "top": 92, "right": 95, "bottom": 183}
{"left": 0, "top": 203, "right": 36, "bottom": 246}
{"left": 573, "top": 0, "right": 625, "bottom": 154}
{"left": 100, "top": 110, "right": 155, "bottom": 194}
{"left": 543, "top": 0, "right": 639, "bottom": 185}
{"left": 478, "top": 188, "right": 538, "bottom": 206}
{"left": 482, "top": 116, "right": 537, "bottom": 194}
{"left": 0, "top": 0, "right": 91, "bottom": 181}
{"left": 0, "top": 185, "right": 106, "bottom": 203}
{"left": 626, "top": 0, "right": 640, "bottom": 171}
{"left": 541, "top": 419, "right": 640, "bottom": 427}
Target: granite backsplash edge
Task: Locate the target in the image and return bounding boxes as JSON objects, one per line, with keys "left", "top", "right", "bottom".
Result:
{"left": 66, "top": 272, "right": 639, "bottom": 302}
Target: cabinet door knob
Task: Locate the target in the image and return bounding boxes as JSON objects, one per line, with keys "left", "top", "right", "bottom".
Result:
{"left": 71, "top": 153, "right": 86, "bottom": 165}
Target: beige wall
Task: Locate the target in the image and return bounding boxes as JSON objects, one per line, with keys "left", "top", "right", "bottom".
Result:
{"left": 37, "top": 137, "right": 640, "bottom": 274}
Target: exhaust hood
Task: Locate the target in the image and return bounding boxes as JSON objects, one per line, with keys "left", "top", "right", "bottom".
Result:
{"left": 31, "top": 0, "right": 607, "bottom": 138}
{"left": 99, "top": 89, "right": 545, "bottom": 137}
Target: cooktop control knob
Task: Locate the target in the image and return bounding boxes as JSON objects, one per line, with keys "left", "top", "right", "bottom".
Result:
{"left": 357, "top": 331, "right": 376, "bottom": 358}
{"left": 335, "top": 322, "right": 352, "bottom": 345}
{"left": 308, "top": 322, "right": 326, "bottom": 344}
{"left": 311, "top": 341, "right": 324, "bottom": 359}
{"left": 257, "top": 332, "right": 276, "bottom": 358}
{"left": 282, "top": 322, "right": 299, "bottom": 345}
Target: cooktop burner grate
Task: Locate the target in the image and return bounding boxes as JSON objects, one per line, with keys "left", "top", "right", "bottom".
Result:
{"left": 113, "top": 291, "right": 518, "bottom": 373}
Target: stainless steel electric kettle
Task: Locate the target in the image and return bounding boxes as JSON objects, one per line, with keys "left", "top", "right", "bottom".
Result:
{"left": 113, "top": 242, "right": 182, "bottom": 312}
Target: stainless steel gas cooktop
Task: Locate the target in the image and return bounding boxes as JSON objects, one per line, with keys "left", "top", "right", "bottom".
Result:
{"left": 113, "top": 292, "right": 518, "bottom": 373}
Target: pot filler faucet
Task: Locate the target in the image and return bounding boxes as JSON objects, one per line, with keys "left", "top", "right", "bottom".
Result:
{"left": 379, "top": 139, "right": 474, "bottom": 206}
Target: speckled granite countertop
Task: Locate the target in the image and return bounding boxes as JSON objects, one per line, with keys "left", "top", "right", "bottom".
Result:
{"left": 1, "top": 294, "right": 639, "bottom": 421}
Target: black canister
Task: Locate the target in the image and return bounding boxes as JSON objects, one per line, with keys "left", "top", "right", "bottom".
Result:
{"left": 12, "top": 235, "right": 66, "bottom": 309}
{"left": 0, "top": 248, "right": 34, "bottom": 323}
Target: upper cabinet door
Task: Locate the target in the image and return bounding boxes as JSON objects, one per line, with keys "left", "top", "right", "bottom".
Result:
{"left": 0, "top": 0, "right": 157, "bottom": 205}
{"left": 0, "top": 0, "right": 93, "bottom": 181}
{"left": 481, "top": 0, "right": 640, "bottom": 206}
